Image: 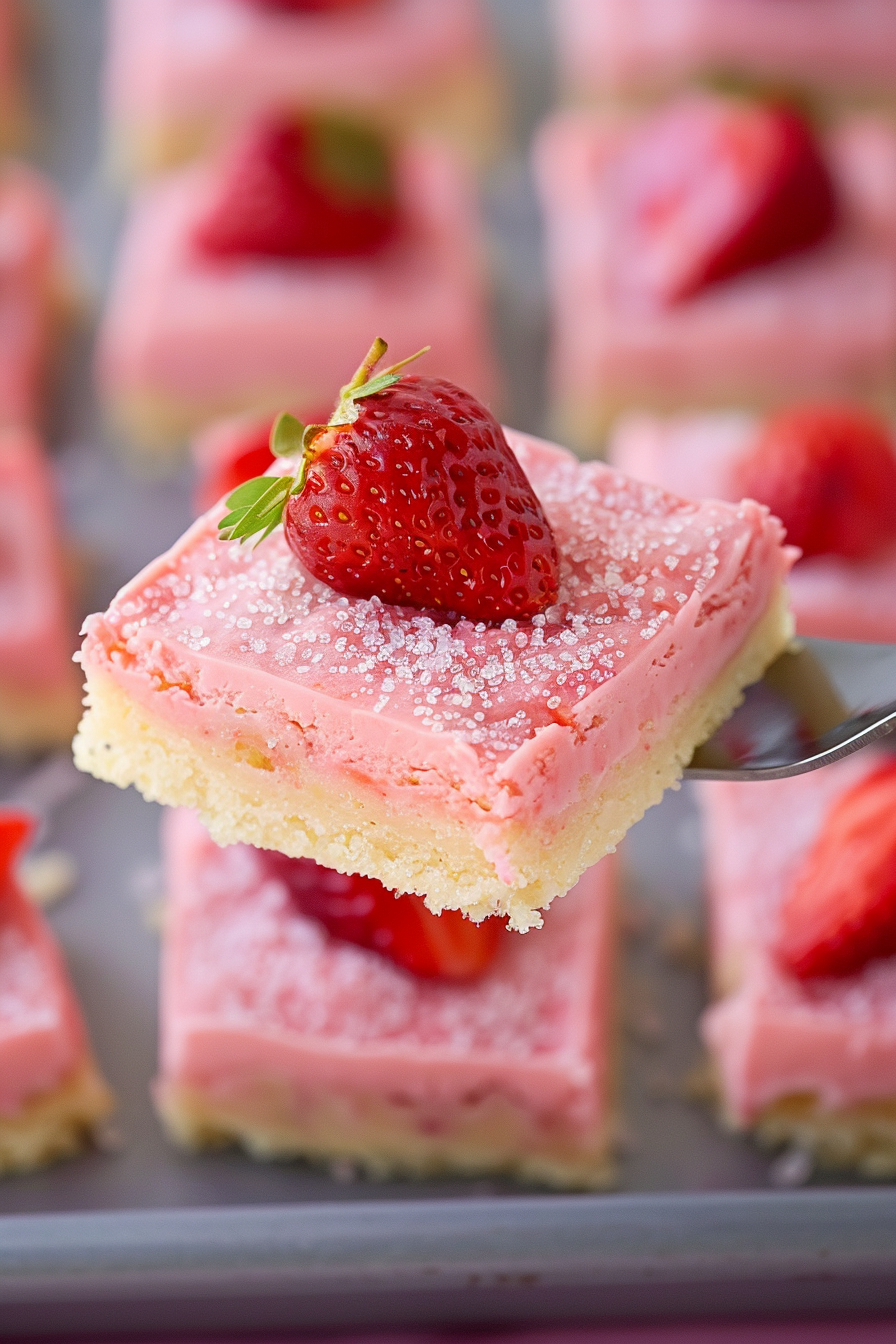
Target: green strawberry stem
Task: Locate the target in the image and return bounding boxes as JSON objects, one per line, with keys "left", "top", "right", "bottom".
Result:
{"left": 218, "top": 337, "right": 429, "bottom": 547}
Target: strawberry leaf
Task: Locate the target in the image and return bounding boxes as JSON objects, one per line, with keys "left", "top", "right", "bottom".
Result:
{"left": 348, "top": 371, "right": 402, "bottom": 402}
{"left": 219, "top": 474, "right": 293, "bottom": 546}
{"left": 270, "top": 411, "right": 306, "bottom": 458}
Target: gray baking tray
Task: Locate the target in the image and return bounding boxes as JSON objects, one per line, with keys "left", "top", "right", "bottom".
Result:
{"left": 2, "top": 1, "right": 895, "bottom": 1334}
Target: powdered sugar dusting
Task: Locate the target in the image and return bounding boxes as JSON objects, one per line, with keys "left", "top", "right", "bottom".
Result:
{"left": 102, "top": 439, "right": 762, "bottom": 760}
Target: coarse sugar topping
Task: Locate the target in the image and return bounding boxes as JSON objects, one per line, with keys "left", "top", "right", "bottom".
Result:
{"left": 102, "top": 436, "right": 768, "bottom": 760}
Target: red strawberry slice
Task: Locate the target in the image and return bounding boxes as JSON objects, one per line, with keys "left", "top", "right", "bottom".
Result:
{"left": 610, "top": 93, "right": 837, "bottom": 306}
{"left": 732, "top": 404, "right": 896, "bottom": 561}
{"left": 0, "top": 808, "right": 35, "bottom": 893}
{"left": 194, "top": 115, "right": 398, "bottom": 261}
{"left": 777, "top": 760, "right": 896, "bottom": 980}
{"left": 262, "top": 850, "right": 504, "bottom": 980}
{"left": 219, "top": 339, "right": 561, "bottom": 623}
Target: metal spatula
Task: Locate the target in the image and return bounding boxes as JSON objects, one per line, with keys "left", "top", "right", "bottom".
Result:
{"left": 684, "top": 638, "right": 896, "bottom": 780}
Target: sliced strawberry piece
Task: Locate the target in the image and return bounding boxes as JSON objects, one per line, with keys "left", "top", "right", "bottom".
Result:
{"left": 777, "top": 761, "right": 896, "bottom": 980}
{"left": 732, "top": 404, "right": 896, "bottom": 561}
{"left": 262, "top": 850, "right": 504, "bottom": 980}
{"left": 0, "top": 808, "right": 35, "bottom": 893}
{"left": 194, "top": 115, "right": 398, "bottom": 261}
{"left": 611, "top": 94, "right": 837, "bottom": 306}
{"left": 219, "top": 339, "right": 561, "bottom": 623}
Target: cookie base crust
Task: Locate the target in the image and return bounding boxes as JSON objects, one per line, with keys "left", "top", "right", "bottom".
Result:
{"left": 0, "top": 1058, "right": 114, "bottom": 1175}
{"left": 74, "top": 584, "right": 792, "bottom": 931}
{"left": 156, "top": 1081, "right": 614, "bottom": 1191}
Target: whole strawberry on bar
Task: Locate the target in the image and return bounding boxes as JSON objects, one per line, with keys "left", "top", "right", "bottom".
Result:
{"left": 219, "top": 339, "right": 561, "bottom": 622}
{"left": 263, "top": 850, "right": 503, "bottom": 981}
{"left": 194, "top": 115, "right": 398, "bottom": 261}
{"left": 611, "top": 93, "right": 837, "bottom": 306}
{"left": 732, "top": 404, "right": 896, "bottom": 562}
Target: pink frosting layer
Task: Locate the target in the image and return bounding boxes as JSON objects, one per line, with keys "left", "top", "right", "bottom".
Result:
{"left": 0, "top": 428, "right": 76, "bottom": 690}
{"left": 535, "top": 111, "right": 896, "bottom": 411}
{"left": 106, "top": 0, "right": 491, "bottom": 126}
{"left": 554, "top": 0, "right": 896, "bottom": 100}
{"left": 609, "top": 409, "right": 896, "bottom": 643}
{"left": 0, "top": 871, "right": 87, "bottom": 1116}
{"left": 97, "top": 139, "right": 497, "bottom": 417}
{"left": 80, "top": 431, "right": 790, "bottom": 888}
{"left": 159, "top": 808, "right": 612, "bottom": 1139}
{"left": 699, "top": 754, "right": 896, "bottom": 1122}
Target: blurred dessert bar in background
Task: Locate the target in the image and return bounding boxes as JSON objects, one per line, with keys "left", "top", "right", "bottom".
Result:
{"left": 155, "top": 808, "right": 615, "bottom": 1188}
{"left": 104, "top": 0, "right": 505, "bottom": 178}
{"left": 535, "top": 95, "right": 896, "bottom": 453}
{"left": 0, "top": 428, "right": 82, "bottom": 753}
{"left": 553, "top": 0, "right": 896, "bottom": 109}
{"left": 610, "top": 403, "right": 896, "bottom": 643}
{"left": 699, "top": 755, "right": 896, "bottom": 1178}
{"left": 0, "top": 810, "right": 113, "bottom": 1175}
{"left": 96, "top": 119, "right": 498, "bottom": 452}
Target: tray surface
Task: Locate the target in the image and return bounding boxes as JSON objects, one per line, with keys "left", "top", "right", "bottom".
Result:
{"left": 2, "top": 0, "right": 895, "bottom": 1332}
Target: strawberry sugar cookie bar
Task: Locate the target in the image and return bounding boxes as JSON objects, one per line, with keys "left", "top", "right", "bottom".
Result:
{"left": 104, "top": 0, "right": 504, "bottom": 177}
{"left": 535, "top": 95, "right": 896, "bottom": 452}
{"left": 0, "top": 428, "right": 82, "bottom": 752}
{"left": 699, "top": 754, "right": 896, "bottom": 1176}
{"left": 610, "top": 403, "right": 896, "bottom": 643}
{"left": 97, "top": 118, "right": 497, "bottom": 451}
{"left": 553, "top": 0, "right": 896, "bottom": 108}
{"left": 0, "top": 811, "right": 113, "bottom": 1174}
{"left": 157, "top": 809, "right": 615, "bottom": 1187}
{"left": 75, "top": 345, "right": 792, "bottom": 929}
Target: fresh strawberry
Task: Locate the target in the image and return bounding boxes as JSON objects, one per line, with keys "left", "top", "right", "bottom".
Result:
{"left": 219, "top": 339, "right": 561, "bottom": 622}
{"left": 732, "top": 404, "right": 896, "bottom": 561}
{"left": 262, "top": 850, "right": 504, "bottom": 980}
{"left": 777, "top": 761, "right": 896, "bottom": 980}
{"left": 610, "top": 93, "right": 837, "bottom": 306}
{"left": 194, "top": 115, "right": 398, "bottom": 261}
{"left": 0, "top": 808, "right": 35, "bottom": 893}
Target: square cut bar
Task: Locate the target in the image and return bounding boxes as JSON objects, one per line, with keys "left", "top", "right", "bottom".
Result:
{"left": 534, "top": 109, "right": 896, "bottom": 452}
{"left": 699, "top": 756, "right": 896, "bottom": 1177}
{"left": 0, "top": 428, "right": 82, "bottom": 752}
{"left": 0, "top": 855, "right": 113, "bottom": 1174}
{"left": 156, "top": 808, "right": 614, "bottom": 1188}
{"left": 104, "top": 0, "right": 505, "bottom": 178}
{"left": 553, "top": 0, "right": 896, "bottom": 107}
{"left": 609, "top": 410, "right": 896, "bottom": 643}
{"left": 74, "top": 430, "right": 792, "bottom": 931}
{"left": 96, "top": 139, "right": 498, "bottom": 452}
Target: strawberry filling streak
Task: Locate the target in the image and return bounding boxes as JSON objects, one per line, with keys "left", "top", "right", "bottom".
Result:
{"left": 610, "top": 92, "right": 837, "bottom": 306}
{"left": 0, "top": 808, "right": 34, "bottom": 898}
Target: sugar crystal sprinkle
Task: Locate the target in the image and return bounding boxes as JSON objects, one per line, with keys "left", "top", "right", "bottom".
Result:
{"left": 104, "top": 447, "right": 753, "bottom": 762}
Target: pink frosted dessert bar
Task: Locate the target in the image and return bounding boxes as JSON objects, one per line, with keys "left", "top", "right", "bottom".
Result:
{"left": 156, "top": 808, "right": 614, "bottom": 1187}
{"left": 104, "top": 0, "right": 504, "bottom": 177}
{"left": 0, "top": 161, "right": 72, "bottom": 428}
{"left": 0, "top": 428, "right": 82, "bottom": 752}
{"left": 609, "top": 410, "right": 896, "bottom": 643}
{"left": 553, "top": 0, "right": 896, "bottom": 107}
{"left": 699, "top": 754, "right": 896, "bottom": 1176}
{"left": 73, "top": 429, "right": 793, "bottom": 932}
{"left": 535, "top": 110, "right": 896, "bottom": 451}
{"left": 0, "top": 815, "right": 113, "bottom": 1173}
{"left": 96, "top": 139, "right": 499, "bottom": 452}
